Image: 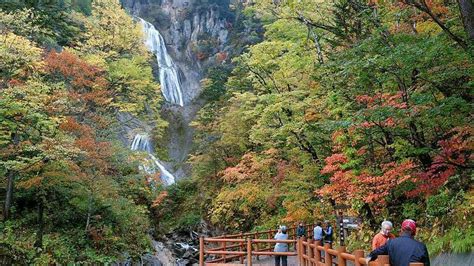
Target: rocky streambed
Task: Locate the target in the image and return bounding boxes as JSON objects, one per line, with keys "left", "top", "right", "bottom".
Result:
{"left": 116, "top": 233, "right": 199, "bottom": 266}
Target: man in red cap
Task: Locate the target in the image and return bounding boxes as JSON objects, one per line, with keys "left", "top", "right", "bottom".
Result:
{"left": 366, "top": 219, "right": 430, "bottom": 266}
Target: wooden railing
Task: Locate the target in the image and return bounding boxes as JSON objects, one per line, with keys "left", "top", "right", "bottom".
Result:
{"left": 199, "top": 224, "right": 425, "bottom": 266}
{"left": 210, "top": 223, "right": 316, "bottom": 240}
{"left": 298, "top": 240, "right": 423, "bottom": 266}
{"left": 202, "top": 223, "right": 313, "bottom": 264}
{"left": 200, "top": 237, "right": 298, "bottom": 265}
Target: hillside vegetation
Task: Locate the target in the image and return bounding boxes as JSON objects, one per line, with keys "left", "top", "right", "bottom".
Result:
{"left": 0, "top": 0, "right": 472, "bottom": 263}
{"left": 0, "top": 0, "right": 167, "bottom": 263}
{"left": 160, "top": 0, "right": 473, "bottom": 255}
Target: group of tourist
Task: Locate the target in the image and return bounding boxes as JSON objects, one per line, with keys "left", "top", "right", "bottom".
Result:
{"left": 367, "top": 219, "right": 430, "bottom": 266}
{"left": 273, "top": 221, "right": 334, "bottom": 266}
{"left": 273, "top": 219, "right": 430, "bottom": 266}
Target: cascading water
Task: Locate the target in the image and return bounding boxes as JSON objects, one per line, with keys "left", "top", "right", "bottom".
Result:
{"left": 139, "top": 18, "right": 185, "bottom": 107}
{"left": 131, "top": 134, "right": 176, "bottom": 186}
{"left": 128, "top": 19, "right": 183, "bottom": 185}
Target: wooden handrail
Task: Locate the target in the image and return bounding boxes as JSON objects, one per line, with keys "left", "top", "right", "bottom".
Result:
{"left": 210, "top": 223, "right": 316, "bottom": 239}
{"left": 252, "top": 251, "right": 296, "bottom": 256}
{"left": 200, "top": 223, "right": 425, "bottom": 266}
{"left": 208, "top": 243, "right": 241, "bottom": 251}
{"left": 251, "top": 239, "right": 296, "bottom": 243}
{"left": 200, "top": 235, "right": 427, "bottom": 266}
{"left": 201, "top": 236, "right": 301, "bottom": 266}
{"left": 204, "top": 238, "right": 246, "bottom": 243}
{"left": 341, "top": 252, "right": 355, "bottom": 261}
{"left": 206, "top": 250, "right": 246, "bottom": 255}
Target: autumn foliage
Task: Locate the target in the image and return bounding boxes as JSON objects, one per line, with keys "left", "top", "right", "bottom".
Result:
{"left": 183, "top": 0, "right": 473, "bottom": 252}
{"left": 0, "top": 1, "right": 163, "bottom": 263}
{"left": 45, "top": 51, "right": 107, "bottom": 89}
{"left": 44, "top": 51, "right": 111, "bottom": 107}
{"left": 407, "top": 127, "right": 473, "bottom": 197}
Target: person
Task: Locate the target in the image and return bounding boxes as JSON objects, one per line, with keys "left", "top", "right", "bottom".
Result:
{"left": 313, "top": 222, "right": 323, "bottom": 242}
{"left": 372, "top": 220, "right": 395, "bottom": 250}
{"left": 296, "top": 222, "right": 306, "bottom": 238}
{"left": 367, "top": 219, "right": 430, "bottom": 266}
{"left": 323, "top": 222, "right": 333, "bottom": 246}
{"left": 274, "top": 225, "right": 288, "bottom": 266}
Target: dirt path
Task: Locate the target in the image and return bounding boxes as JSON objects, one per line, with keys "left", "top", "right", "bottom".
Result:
{"left": 250, "top": 255, "right": 298, "bottom": 266}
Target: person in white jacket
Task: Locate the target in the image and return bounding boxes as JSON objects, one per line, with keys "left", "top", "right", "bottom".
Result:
{"left": 313, "top": 222, "right": 323, "bottom": 242}
{"left": 274, "top": 225, "right": 288, "bottom": 266}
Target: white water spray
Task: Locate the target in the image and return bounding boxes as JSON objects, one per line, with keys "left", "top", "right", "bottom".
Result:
{"left": 131, "top": 134, "right": 176, "bottom": 186}
{"left": 139, "top": 18, "right": 185, "bottom": 106}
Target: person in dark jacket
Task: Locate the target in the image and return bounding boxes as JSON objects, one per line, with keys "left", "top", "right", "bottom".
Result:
{"left": 296, "top": 222, "right": 306, "bottom": 238}
{"left": 367, "top": 219, "right": 430, "bottom": 266}
{"left": 323, "top": 222, "right": 333, "bottom": 247}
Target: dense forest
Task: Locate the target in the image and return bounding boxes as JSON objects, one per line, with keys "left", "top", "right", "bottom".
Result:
{"left": 0, "top": 0, "right": 473, "bottom": 264}
{"left": 164, "top": 0, "right": 473, "bottom": 256}
{"left": 0, "top": 0, "right": 167, "bottom": 263}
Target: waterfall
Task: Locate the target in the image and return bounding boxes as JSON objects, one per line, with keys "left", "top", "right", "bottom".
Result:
{"left": 139, "top": 18, "right": 185, "bottom": 107}
{"left": 131, "top": 134, "right": 176, "bottom": 186}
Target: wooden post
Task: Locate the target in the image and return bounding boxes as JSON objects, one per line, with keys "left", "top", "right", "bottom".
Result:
{"left": 324, "top": 243, "right": 332, "bottom": 266}
{"left": 337, "top": 246, "right": 346, "bottom": 266}
{"left": 375, "top": 255, "right": 389, "bottom": 266}
{"left": 354, "top": 250, "right": 364, "bottom": 266}
{"left": 307, "top": 238, "right": 313, "bottom": 266}
{"left": 302, "top": 237, "right": 307, "bottom": 265}
{"left": 314, "top": 240, "right": 321, "bottom": 263}
{"left": 222, "top": 235, "right": 227, "bottom": 263}
{"left": 338, "top": 212, "right": 345, "bottom": 247}
{"left": 247, "top": 238, "right": 252, "bottom": 266}
{"left": 292, "top": 231, "right": 296, "bottom": 251}
{"left": 239, "top": 232, "right": 244, "bottom": 264}
{"left": 255, "top": 231, "right": 260, "bottom": 260}
{"left": 268, "top": 231, "right": 272, "bottom": 250}
{"left": 298, "top": 237, "right": 304, "bottom": 266}
{"left": 199, "top": 236, "right": 204, "bottom": 266}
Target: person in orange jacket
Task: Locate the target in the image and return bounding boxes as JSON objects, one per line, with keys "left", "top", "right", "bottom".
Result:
{"left": 372, "top": 220, "right": 395, "bottom": 250}
{"left": 367, "top": 219, "right": 430, "bottom": 266}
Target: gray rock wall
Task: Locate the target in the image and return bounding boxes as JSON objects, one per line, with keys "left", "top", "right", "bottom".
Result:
{"left": 120, "top": 0, "right": 235, "bottom": 180}
{"left": 122, "top": 0, "right": 231, "bottom": 101}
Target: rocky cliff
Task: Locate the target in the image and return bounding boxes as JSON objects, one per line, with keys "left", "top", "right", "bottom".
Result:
{"left": 120, "top": 0, "right": 236, "bottom": 180}
{"left": 122, "top": 0, "right": 232, "bottom": 101}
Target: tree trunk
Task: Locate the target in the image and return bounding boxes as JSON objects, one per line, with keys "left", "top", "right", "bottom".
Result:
{"left": 458, "top": 0, "right": 474, "bottom": 42}
{"left": 3, "top": 170, "right": 15, "bottom": 221}
{"left": 34, "top": 196, "right": 44, "bottom": 249}
{"left": 360, "top": 203, "right": 376, "bottom": 228}
{"left": 3, "top": 132, "right": 19, "bottom": 221}
{"left": 291, "top": 131, "right": 319, "bottom": 161}
{"left": 310, "top": 30, "right": 325, "bottom": 64}
{"left": 367, "top": 130, "right": 376, "bottom": 169}
{"left": 85, "top": 193, "right": 92, "bottom": 232}
{"left": 409, "top": 121, "right": 432, "bottom": 168}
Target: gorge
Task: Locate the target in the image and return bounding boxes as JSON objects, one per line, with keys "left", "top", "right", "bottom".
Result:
{"left": 123, "top": 0, "right": 234, "bottom": 184}
{"left": 122, "top": 1, "right": 238, "bottom": 264}
{"left": 1, "top": 0, "right": 471, "bottom": 264}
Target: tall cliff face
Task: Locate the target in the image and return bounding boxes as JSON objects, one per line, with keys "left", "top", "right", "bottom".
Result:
{"left": 122, "top": 0, "right": 232, "bottom": 101}
{"left": 120, "top": 0, "right": 235, "bottom": 180}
